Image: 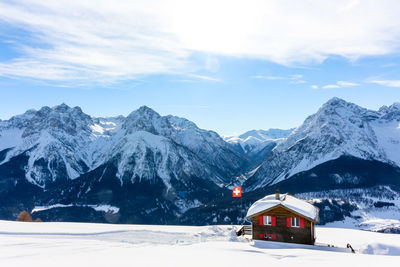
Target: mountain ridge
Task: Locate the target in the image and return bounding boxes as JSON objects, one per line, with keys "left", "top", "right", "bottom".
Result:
{"left": 0, "top": 104, "right": 248, "bottom": 222}
{"left": 1, "top": 98, "right": 400, "bottom": 227}
{"left": 244, "top": 97, "right": 400, "bottom": 190}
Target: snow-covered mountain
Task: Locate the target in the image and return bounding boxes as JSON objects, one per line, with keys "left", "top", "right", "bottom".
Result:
{"left": 0, "top": 104, "right": 248, "bottom": 222}
{"left": 0, "top": 104, "right": 101, "bottom": 187}
{"left": 2, "top": 98, "right": 400, "bottom": 226}
{"left": 224, "top": 128, "right": 293, "bottom": 163}
{"left": 0, "top": 104, "right": 245, "bottom": 187}
{"left": 244, "top": 97, "right": 400, "bottom": 190}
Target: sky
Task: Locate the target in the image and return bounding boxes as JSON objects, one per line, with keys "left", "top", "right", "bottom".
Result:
{"left": 1, "top": 0, "right": 400, "bottom": 135}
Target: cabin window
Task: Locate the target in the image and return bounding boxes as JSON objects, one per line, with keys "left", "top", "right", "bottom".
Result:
{"left": 263, "top": 216, "right": 272, "bottom": 225}
{"left": 287, "top": 217, "right": 305, "bottom": 228}
{"left": 291, "top": 217, "right": 300, "bottom": 228}
{"left": 263, "top": 233, "right": 276, "bottom": 240}
{"left": 259, "top": 215, "right": 276, "bottom": 226}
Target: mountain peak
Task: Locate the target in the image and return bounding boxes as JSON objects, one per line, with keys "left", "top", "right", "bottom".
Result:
{"left": 123, "top": 106, "right": 161, "bottom": 134}
{"left": 128, "top": 105, "right": 160, "bottom": 118}
{"left": 138, "top": 105, "right": 157, "bottom": 113}
{"left": 238, "top": 128, "right": 294, "bottom": 141}
{"left": 386, "top": 102, "right": 400, "bottom": 112}
{"left": 316, "top": 98, "right": 370, "bottom": 120}
{"left": 379, "top": 102, "right": 400, "bottom": 121}
{"left": 46, "top": 103, "right": 89, "bottom": 120}
{"left": 323, "top": 97, "right": 349, "bottom": 108}
{"left": 245, "top": 96, "right": 400, "bottom": 191}
{"left": 53, "top": 103, "right": 72, "bottom": 112}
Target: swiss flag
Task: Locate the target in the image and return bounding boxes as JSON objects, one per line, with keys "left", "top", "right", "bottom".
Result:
{"left": 232, "top": 186, "right": 242, "bottom": 197}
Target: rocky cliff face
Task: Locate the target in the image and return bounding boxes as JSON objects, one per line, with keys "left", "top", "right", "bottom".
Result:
{"left": 244, "top": 97, "right": 400, "bottom": 190}
{"left": 1, "top": 98, "right": 400, "bottom": 227}
{"left": 0, "top": 104, "right": 247, "bottom": 222}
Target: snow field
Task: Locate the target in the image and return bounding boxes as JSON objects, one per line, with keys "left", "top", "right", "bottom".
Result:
{"left": 1, "top": 221, "right": 400, "bottom": 266}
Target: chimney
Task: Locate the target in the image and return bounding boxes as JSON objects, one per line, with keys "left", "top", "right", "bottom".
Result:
{"left": 275, "top": 189, "right": 280, "bottom": 200}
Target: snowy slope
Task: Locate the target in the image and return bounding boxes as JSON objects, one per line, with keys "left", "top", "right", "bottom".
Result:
{"left": 224, "top": 128, "right": 293, "bottom": 155}
{"left": 0, "top": 104, "right": 250, "bottom": 223}
{"left": 0, "top": 105, "right": 102, "bottom": 187}
{"left": 2, "top": 99, "right": 400, "bottom": 226}
{"left": 119, "top": 106, "right": 247, "bottom": 183}
{"left": 0, "top": 104, "right": 245, "bottom": 189}
{"left": 0, "top": 220, "right": 399, "bottom": 267}
{"left": 239, "top": 128, "right": 295, "bottom": 140}
{"left": 297, "top": 186, "right": 400, "bottom": 233}
{"left": 246, "top": 98, "right": 400, "bottom": 189}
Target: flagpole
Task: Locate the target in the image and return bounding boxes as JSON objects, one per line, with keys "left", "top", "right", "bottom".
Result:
{"left": 241, "top": 191, "right": 243, "bottom": 222}
{"left": 232, "top": 186, "right": 243, "bottom": 224}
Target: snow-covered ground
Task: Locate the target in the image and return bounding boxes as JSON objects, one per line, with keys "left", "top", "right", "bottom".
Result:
{"left": 31, "top": 204, "right": 120, "bottom": 214}
{"left": 298, "top": 187, "right": 400, "bottom": 232}
{"left": 323, "top": 209, "right": 400, "bottom": 232}
{"left": 0, "top": 221, "right": 399, "bottom": 266}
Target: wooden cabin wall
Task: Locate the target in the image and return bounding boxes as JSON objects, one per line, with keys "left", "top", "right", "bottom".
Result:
{"left": 251, "top": 206, "right": 315, "bottom": 245}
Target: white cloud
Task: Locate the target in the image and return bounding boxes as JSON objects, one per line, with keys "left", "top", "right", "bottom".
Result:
{"left": 317, "top": 80, "right": 360, "bottom": 89}
{"left": 370, "top": 80, "right": 400, "bottom": 87}
{"left": 336, "top": 81, "right": 360, "bottom": 87}
{"left": 311, "top": 85, "right": 319, "bottom": 89}
{"left": 252, "top": 73, "right": 305, "bottom": 84}
{"left": 0, "top": 0, "right": 400, "bottom": 84}
{"left": 322, "top": 84, "right": 340, "bottom": 89}
{"left": 187, "top": 74, "right": 221, "bottom": 82}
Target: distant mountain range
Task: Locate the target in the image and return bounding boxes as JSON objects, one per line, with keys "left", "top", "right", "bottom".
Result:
{"left": 0, "top": 104, "right": 248, "bottom": 223}
{"left": 223, "top": 128, "right": 293, "bottom": 165}
{"left": 1, "top": 98, "right": 400, "bottom": 231}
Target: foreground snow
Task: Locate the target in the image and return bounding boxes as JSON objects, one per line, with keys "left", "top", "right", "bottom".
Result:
{"left": 0, "top": 221, "right": 399, "bottom": 266}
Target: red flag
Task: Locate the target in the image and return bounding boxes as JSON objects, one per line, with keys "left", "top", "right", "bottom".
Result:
{"left": 232, "top": 186, "right": 242, "bottom": 197}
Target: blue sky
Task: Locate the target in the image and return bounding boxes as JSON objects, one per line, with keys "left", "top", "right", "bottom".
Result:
{"left": 1, "top": 1, "right": 400, "bottom": 135}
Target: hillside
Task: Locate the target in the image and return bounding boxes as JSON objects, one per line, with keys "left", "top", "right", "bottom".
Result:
{"left": 0, "top": 220, "right": 399, "bottom": 266}
{"left": 0, "top": 104, "right": 248, "bottom": 223}
{"left": 245, "top": 97, "right": 400, "bottom": 190}
{"left": 1, "top": 98, "right": 400, "bottom": 228}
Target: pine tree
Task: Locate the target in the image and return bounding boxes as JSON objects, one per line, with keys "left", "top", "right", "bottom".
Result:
{"left": 16, "top": 211, "right": 33, "bottom": 222}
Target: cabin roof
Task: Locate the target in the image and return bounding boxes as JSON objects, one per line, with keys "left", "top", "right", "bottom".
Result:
{"left": 245, "top": 193, "right": 319, "bottom": 222}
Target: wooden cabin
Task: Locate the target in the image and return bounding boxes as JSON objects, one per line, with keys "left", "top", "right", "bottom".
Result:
{"left": 245, "top": 190, "right": 319, "bottom": 245}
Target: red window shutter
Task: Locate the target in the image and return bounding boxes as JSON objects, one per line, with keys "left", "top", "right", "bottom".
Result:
{"left": 259, "top": 215, "right": 263, "bottom": 225}
{"left": 271, "top": 216, "right": 276, "bottom": 226}
{"left": 286, "top": 217, "right": 291, "bottom": 227}
{"left": 300, "top": 218, "right": 305, "bottom": 228}
{"left": 272, "top": 234, "right": 277, "bottom": 240}
{"left": 259, "top": 233, "right": 264, "bottom": 239}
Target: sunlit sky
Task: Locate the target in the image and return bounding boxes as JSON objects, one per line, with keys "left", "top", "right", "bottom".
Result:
{"left": 1, "top": 0, "right": 400, "bottom": 135}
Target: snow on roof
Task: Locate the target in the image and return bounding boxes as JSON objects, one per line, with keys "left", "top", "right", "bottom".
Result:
{"left": 246, "top": 193, "right": 319, "bottom": 222}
